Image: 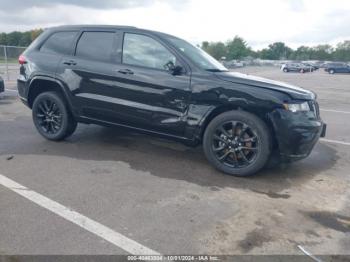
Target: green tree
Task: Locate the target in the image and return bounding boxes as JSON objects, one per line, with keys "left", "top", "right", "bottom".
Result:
{"left": 291, "top": 46, "right": 312, "bottom": 60}
{"left": 19, "top": 31, "right": 31, "bottom": 46}
{"left": 201, "top": 41, "right": 227, "bottom": 60}
{"left": 201, "top": 41, "right": 209, "bottom": 51}
{"left": 226, "top": 36, "right": 251, "bottom": 60}
{"left": 31, "top": 29, "right": 44, "bottom": 42}
{"left": 333, "top": 41, "right": 350, "bottom": 61}
{"left": 259, "top": 42, "right": 293, "bottom": 60}
{"left": 310, "top": 44, "right": 333, "bottom": 60}
{"left": 6, "top": 31, "right": 23, "bottom": 46}
{"left": 0, "top": 29, "right": 44, "bottom": 46}
{"left": 0, "top": 33, "right": 7, "bottom": 45}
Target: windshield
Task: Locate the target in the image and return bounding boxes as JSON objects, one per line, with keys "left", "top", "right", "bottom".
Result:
{"left": 164, "top": 35, "right": 228, "bottom": 72}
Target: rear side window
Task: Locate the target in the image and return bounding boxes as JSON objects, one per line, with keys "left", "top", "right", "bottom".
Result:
{"left": 40, "top": 31, "right": 77, "bottom": 55}
{"left": 75, "top": 32, "right": 115, "bottom": 63}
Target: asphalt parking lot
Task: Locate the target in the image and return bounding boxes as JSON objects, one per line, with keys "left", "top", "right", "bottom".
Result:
{"left": 0, "top": 67, "right": 349, "bottom": 256}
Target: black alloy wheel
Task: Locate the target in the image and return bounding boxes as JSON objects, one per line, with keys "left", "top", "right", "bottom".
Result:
{"left": 35, "top": 99, "right": 62, "bottom": 134}
{"left": 32, "top": 92, "right": 77, "bottom": 141}
{"left": 212, "top": 121, "right": 259, "bottom": 168}
{"left": 203, "top": 110, "right": 271, "bottom": 176}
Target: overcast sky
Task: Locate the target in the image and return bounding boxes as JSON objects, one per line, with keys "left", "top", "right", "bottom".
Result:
{"left": 0, "top": 0, "right": 349, "bottom": 50}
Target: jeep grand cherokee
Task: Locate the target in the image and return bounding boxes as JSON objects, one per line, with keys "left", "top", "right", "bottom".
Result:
{"left": 17, "top": 25, "right": 326, "bottom": 176}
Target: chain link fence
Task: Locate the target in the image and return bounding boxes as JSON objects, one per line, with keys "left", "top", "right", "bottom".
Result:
{"left": 0, "top": 45, "right": 27, "bottom": 81}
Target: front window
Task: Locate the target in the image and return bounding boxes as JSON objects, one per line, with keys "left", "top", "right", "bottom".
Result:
{"left": 164, "top": 35, "right": 228, "bottom": 72}
{"left": 122, "top": 33, "right": 176, "bottom": 70}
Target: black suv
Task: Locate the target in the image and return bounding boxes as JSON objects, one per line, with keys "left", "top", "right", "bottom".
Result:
{"left": 17, "top": 25, "right": 326, "bottom": 176}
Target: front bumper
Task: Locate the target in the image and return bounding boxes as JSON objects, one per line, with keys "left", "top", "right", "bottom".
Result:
{"left": 269, "top": 108, "right": 326, "bottom": 161}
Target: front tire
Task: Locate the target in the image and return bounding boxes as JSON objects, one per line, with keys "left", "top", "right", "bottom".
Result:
{"left": 32, "top": 91, "right": 77, "bottom": 141}
{"left": 203, "top": 111, "right": 271, "bottom": 176}
{"left": 329, "top": 69, "right": 335, "bottom": 74}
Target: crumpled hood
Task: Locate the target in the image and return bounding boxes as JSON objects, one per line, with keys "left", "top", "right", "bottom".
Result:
{"left": 215, "top": 71, "right": 315, "bottom": 100}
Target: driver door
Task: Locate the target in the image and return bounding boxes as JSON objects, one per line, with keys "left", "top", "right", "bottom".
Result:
{"left": 108, "top": 32, "right": 191, "bottom": 137}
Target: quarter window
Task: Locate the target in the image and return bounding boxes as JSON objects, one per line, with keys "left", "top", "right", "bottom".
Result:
{"left": 40, "top": 31, "right": 77, "bottom": 55}
{"left": 75, "top": 32, "right": 115, "bottom": 62}
{"left": 122, "top": 33, "right": 176, "bottom": 70}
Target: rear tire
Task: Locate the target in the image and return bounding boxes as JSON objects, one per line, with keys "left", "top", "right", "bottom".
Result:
{"left": 203, "top": 110, "right": 271, "bottom": 176}
{"left": 32, "top": 91, "right": 77, "bottom": 141}
{"left": 283, "top": 68, "right": 288, "bottom": 73}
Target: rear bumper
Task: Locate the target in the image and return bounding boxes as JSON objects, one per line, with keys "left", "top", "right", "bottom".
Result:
{"left": 17, "top": 77, "right": 30, "bottom": 107}
{"left": 269, "top": 109, "right": 326, "bottom": 161}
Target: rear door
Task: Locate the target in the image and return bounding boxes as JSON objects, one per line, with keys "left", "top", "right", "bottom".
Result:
{"left": 56, "top": 29, "right": 121, "bottom": 121}
{"left": 30, "top": 31, "right": 79, "bottom": 79}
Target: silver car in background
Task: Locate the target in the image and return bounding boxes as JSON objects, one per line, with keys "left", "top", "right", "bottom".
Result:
{"left": 281, "top": 63, "right": 314, "bottom": 73}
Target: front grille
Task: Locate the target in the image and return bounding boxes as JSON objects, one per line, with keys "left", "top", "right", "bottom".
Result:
{"left": 309, "top": 100, "right": 320, "bottom": 118}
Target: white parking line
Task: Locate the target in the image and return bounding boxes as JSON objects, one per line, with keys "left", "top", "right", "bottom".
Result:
{"left": 0, "top": 174, "right": 160, "bottom": 255}
{"left": 321, "top": 138, "right": 350, "bottom": 146}
{"left": 321, "top": 109, "right": 350, "bottom": 114}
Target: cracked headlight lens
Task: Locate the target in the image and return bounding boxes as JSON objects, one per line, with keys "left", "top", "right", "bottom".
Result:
{"left": 283, "top": 102, "right": 310, "bottom": 112}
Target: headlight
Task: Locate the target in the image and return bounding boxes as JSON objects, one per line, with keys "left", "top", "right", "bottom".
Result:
{"left": 283, "top": 102, "right": 310, "bottom": 112}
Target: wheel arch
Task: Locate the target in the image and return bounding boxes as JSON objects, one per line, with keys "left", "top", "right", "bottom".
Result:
{"left": 198, "top": 104, "right": 278, "bottom": 149}
{"left": 28, "top": 77, "right": 74, "bottom": 114}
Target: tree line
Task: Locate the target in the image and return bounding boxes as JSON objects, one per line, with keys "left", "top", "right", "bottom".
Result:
{"left": 201, "top": 36, "right": 350, "bottom": 62}
{"left": 0, "top": 29, "right": 349, "bottom": 61}
{"left": 0, "top": 29, "right": 43, "bottom": 47}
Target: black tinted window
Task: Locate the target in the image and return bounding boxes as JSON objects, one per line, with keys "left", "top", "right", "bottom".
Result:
{"left": 122, "top": 33, "right": 176, "bottom": 70}
{"left": 76, "top": 32, "right": 115, "bottom": 62}
{"left": 40, "top": 31, "right": 77, "bottom": 55}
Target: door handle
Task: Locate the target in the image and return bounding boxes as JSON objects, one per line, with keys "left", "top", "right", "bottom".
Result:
{"left": 63, "top": 60, "right": 77, "bottom": 66}
{"left": 117, "top": 69, "right": 134, "bottom": 75}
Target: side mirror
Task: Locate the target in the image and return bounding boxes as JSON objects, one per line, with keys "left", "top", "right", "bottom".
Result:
{"left": 165, "top": 61, "right": 183, "bottom": 76}
{"left": 171, "top": 65, "right": 183, "bottom": 76}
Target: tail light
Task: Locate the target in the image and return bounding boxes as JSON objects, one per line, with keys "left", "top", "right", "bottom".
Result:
{"left": 18, "top": 55, "right": 27, "bottom": 65}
